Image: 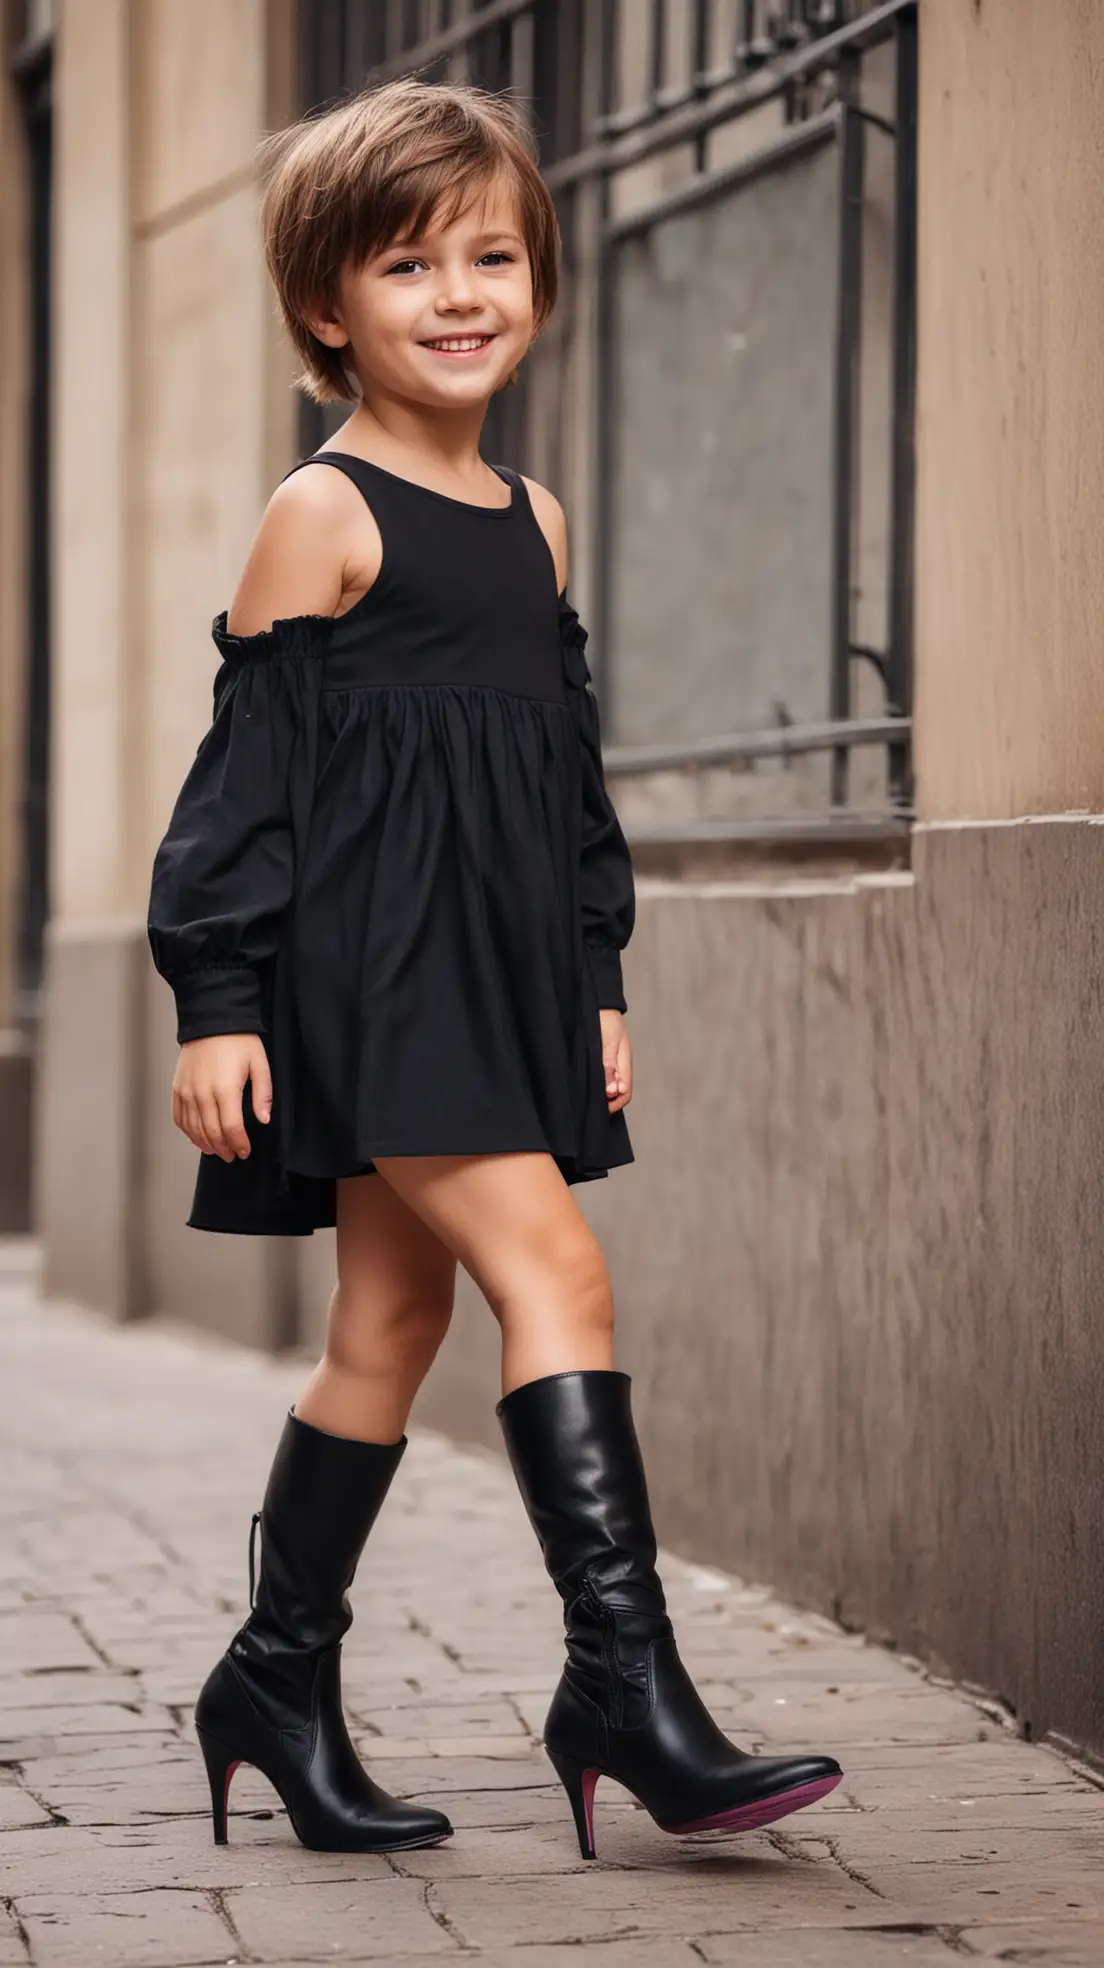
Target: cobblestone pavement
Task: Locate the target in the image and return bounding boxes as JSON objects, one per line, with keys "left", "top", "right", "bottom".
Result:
{"left": 3, "top": 1240, "right": 1104, "bottom": 1966}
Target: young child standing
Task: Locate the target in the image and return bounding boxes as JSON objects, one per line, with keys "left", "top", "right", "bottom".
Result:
{"left": 147, "top": 76, "right": 841, "bottom": 1862}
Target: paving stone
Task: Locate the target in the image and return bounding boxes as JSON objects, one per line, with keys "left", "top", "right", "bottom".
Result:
{"left": 841, "top": 1846, "right": 1104, "bottom": 1927}
{"left": 387, "top": 1819, "right": 631, "bottom": 1878}
{"left": 338, "top": 1752, "right": 557, "bottom": 1795}
{"left": 0, "top": 1817, "right": 390, "bottom": 1894}
{"left": 0, "top": 1614, "right": 102, "bottom": 1676}
{"left": 353, "top": 1700, "right": 529, "bottom": 1741}
{"left": 15, "top": 1740, "right": 200, "bottom": 1826}
{"left": 14, "top": 1888, "right": 231, "bottom": 1967}
{"left": 226, "top": 1876, "right": 457, "bottom": 1956}
{"left": 961, "top": 1923, "right": 1104, "bottom": 1964}
{"left": 383, "top": 1783, "right": 634, "bottom": 1833}
{"left": 0, "top": 1794, "right": 51, "bottom": 1834}
{"left": 786, "top": 1818, "right": 1104, "bottom": 1873}
{"left": 0, "top": 1702, "right": 174, "bottom": 1747}
{"left": 0, "top": 1902, "right": 29, "bottom": 1966}
{"left": 748, "top": 1683, "right": 997, "bottom": 1750}
{"left": 428, "top": 1852, "right": 889, "bottom": 1949}
{"left": 694, "top": 1934, "right": 966, "bottom": 1965}
{"left": 0, "top": 1671, "right": 141, "bottom": 1711}
{"left": 834, "top": 1740, "right": 1099, "bottom": 1806}
{"left": 258, "top": 1950, "right": 701, "bottom": 1967}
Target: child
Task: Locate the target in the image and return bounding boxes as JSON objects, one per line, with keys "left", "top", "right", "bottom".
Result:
{"left": 147, "top": 76, "right": 841, "bottom": 1861}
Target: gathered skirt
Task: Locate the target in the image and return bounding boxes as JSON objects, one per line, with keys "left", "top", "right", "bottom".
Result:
{"left": 189, "top": 677, "right": 633, "bottom": 1235}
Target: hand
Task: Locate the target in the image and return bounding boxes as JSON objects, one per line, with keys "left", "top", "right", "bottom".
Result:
{"left": 171, "top": 1034, "right": 273, "bottom": 1162}
{"left": 599, "top": 1009, "right": 632, "bottom": 1114}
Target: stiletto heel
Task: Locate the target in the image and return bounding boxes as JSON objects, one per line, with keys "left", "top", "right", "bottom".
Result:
{"left": 197, "top": 1726, "right": 241, "bottom": 1845}
{"left": 546, "top": 1746, "right": 599, "bottom": 1860}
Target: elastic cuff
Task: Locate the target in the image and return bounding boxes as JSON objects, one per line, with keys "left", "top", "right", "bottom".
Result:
{"left": 173, "top": 966, "right": 265, "bottom": 1043}
{"left": 584, "top": 942, "right": 627, "bottom": 1014}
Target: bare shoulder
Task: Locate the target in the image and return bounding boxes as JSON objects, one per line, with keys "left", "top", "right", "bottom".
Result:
{"left": 520, "top": 474, "right": 569, "bottom": 594}
{"left": 227, "top": 462, "right": 383, "bottom": 635}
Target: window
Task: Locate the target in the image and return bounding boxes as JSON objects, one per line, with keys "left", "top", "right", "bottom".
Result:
{"left": 298, "top": 0, "right": 916, "bottom": 845}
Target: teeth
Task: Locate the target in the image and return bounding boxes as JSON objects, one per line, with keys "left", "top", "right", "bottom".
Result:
{"left": 425, "top": 336, "right": 490, "bottom": 351}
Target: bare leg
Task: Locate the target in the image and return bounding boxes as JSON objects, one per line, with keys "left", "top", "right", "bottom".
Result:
{"left": 370, "top": 1152, "right": 614, "bottom": 1396}
{"left": 293, "top": 1172, "right": 457, "bottom": 1443}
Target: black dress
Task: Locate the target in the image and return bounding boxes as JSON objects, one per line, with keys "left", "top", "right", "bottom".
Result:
{"left": 147, "top": 453, "right": 635, "bottom": 1235}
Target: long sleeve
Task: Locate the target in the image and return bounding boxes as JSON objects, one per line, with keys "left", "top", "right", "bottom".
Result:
{"left": 147, "top": 611, "right": 331, "bottom": 1043}
{"left": 559, "top": 592, "right": 635, "bottom": 1013}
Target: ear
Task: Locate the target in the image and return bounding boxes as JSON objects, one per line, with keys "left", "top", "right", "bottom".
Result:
{"left": 304, "top": 305, "right": 351, "bottom": 351}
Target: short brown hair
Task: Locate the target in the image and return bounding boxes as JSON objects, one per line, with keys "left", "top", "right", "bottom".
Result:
{"left": 259, "top": 76, "right": 560, "bottom": 405}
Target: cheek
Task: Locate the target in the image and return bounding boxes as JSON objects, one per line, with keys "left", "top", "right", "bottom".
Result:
{"left": 348, "top": 284, "right": 419, "bottom": 353}
{"left": 501, "top": 271, "right": 536, "bottom": 332}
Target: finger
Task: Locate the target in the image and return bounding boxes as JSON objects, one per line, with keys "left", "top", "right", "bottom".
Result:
{"left": 214, "top": 1083, "right": 251, "bottom": 1159}
{"left": 249, "top": 1045, "right": 273, "bottom": 1125}
{"left": 171, "top": 1087, "right": 184, "bottom": 1136}
{"left": 181, "top": 1095, "right": 214, "bottom": 1156}
{"left": 197, "top": 1093, "right": 232, "bottom": 1161}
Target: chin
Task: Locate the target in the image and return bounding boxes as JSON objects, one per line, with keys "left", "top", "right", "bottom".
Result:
{"left": 422, "top": 373, "right": 515, "bottom": 405}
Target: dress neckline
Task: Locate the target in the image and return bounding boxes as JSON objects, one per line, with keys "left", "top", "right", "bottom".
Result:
{"left": 312, "top": 449, "right": 516, "bottom": 517}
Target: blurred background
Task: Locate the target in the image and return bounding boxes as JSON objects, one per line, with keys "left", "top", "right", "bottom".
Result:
{"left": 3, "top": 0, "right": 1104, "bottom": 1762}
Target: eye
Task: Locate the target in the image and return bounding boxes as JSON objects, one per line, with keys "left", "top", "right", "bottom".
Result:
{"left": 478, "top": 250, "right": 514, "bottom": 266}
{"left": 385, "top": 257, "right": 425, "bottom": 276}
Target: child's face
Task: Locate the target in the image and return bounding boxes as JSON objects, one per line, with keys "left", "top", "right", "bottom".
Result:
{"left": 311, "top": 175, "right": 535, "bottom": 410}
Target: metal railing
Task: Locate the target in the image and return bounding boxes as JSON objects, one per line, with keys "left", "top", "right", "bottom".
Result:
{"left": 298, "top": 0, "right": 917, "bottom": 843}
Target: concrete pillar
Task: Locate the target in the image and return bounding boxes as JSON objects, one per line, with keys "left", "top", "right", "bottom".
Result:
{"left": 0, "top": 20, "right": 32, "bottom": 1231}
{"left": 39, "top": 0, "right": 298, "bottom": 1328}
{"left": 38, "top": 0, "right": 138, "bottom": 1303}
{"left": 913, "top": 0, "right": 1104, "bottom": 820}
{"left": 0, "top": 34, "right": 28, "bottom": 1043}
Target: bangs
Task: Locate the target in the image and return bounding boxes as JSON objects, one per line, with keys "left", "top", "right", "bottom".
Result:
{"left": 366, "top": 157, "right": 516, "bottom": 259}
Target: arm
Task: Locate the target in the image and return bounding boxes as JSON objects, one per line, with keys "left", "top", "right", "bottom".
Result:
{"left": 524, "top": 477, "right": 635, "bottom": 1114}
{"left": 147, "top": 466, "right": 375, "bottom": 1159}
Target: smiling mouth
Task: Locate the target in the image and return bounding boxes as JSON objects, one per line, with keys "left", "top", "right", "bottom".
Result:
{"left": 420, "top": 334, "right": 497, "bottom": 355}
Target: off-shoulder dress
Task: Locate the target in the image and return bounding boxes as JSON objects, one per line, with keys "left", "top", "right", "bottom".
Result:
{"left": 146, "top": 452, "right": 635, "bottom": 1235}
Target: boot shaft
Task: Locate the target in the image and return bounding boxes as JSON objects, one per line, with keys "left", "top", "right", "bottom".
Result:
{"left": 496, "top": 1369, "right": 670, "bottom": 1641}
{"left": 249, "top": 1409, "right": 406, "bottom": 1649}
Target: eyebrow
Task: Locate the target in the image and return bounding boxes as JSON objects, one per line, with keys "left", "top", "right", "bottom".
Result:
{"left": 383, "top": 227, "right": 524, "bottom": 252}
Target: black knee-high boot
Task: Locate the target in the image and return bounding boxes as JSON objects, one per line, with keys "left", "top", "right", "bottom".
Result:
{"left": 194, "top": 1408, "right": 453, "bottom": 1852}
{"left": 496, "top": 1369, "right": 842, "bottom": 1859}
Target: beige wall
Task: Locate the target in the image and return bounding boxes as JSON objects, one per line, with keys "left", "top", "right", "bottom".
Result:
{"left": 914, "top": 0, "right": 1104, "bottom": 821}
{"left": 0, "top": 31, "right": 28, "bottom": 1035}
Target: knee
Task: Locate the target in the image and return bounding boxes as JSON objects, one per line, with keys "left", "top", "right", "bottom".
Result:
{"left": 515, "top": 1226, "right": 614, "bottom": 1340}
{"left": 566, "top": 1238, "right": 615, "bottom": 1341}
{"left": 326, "top": 1281, "right": 454, "bottom": 1378}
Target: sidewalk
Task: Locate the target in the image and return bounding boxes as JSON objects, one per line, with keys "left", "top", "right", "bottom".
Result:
{"left": 2, "top": 1240, "right": 1103, "bottom": 1967}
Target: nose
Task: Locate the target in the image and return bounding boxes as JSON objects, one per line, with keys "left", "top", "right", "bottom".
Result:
{"left": 434, "top": 260, "right": 482, "bottom": 312}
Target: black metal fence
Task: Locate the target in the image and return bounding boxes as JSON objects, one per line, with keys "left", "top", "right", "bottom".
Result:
{"left": 298, "top": 0, "right": 916, "bottom": 841}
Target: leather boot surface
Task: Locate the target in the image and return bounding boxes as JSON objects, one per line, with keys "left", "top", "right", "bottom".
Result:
{"left": 195, "top": 1408, "right": 452, "bottom": 1852}
{"left": 497, "top": 1369, "right": 842, "bottom": 1857}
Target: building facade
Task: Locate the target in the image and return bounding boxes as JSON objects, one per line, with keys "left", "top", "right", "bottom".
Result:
{"left": 4, "top": 0, "right": 1104, "bottom": 1759}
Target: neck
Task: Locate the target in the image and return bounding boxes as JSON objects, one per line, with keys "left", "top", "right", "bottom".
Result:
{"left": 337, "top": 399, "right": 491, "bottom": 480}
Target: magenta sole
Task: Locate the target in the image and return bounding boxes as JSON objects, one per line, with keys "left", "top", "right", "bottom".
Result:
{"left": 657, "top": 1771, "right": 843, "bottom": 1836}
